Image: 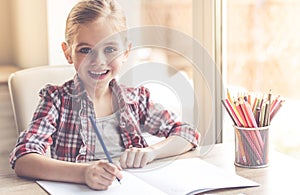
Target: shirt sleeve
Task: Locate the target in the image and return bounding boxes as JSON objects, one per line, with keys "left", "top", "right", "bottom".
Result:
{"left": 9, "top": 85, "right": 60, "bottom": 169}
{"left": 138, "top": 87, "right": 200, "bottom": 147}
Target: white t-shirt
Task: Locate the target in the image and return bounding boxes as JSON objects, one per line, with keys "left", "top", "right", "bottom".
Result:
{"left": 94, "top": 112, "right": 125, "bottom": 160}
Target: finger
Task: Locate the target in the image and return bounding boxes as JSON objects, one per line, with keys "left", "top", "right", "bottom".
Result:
{"left": 119, "top": 151, "right": 128, "bottom": 168}
{"left": 97, "top": 174, "right": 114, "bottom": 187}
{"left": 100, "top": 169, "right": 116, "bottom": 182}
{"left": 90, "top": 162, "right": 115, "bottom": 183}
{"left": 101, "top": 162, "right": 123, "bottom": 180}
{"left": 133, "top": 149, "right": 143, "bottom": 168}
{"left": 92, "top": 163, "right": 115, "bottom": 181}
{"left": 100, "top": 161, "right": 117, "bottom": 173}
{"left": 140, "top": 153, "right": 150, "bottom": 168}
{"left": 113, "top": 160, "right": 123, "bottom": 171}
{"left": 88, "top": 180, "right": 110, "bottom": 191}
{"left": 87, "top": 170, "right": 113, "bottom": 190}
{"left": 125, "top": 149, "right": 136, "bottom": 168}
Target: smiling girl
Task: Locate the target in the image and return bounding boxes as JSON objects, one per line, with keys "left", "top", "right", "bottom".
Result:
{"left": 9, "top": 0, "right": 199, "bottom": 190}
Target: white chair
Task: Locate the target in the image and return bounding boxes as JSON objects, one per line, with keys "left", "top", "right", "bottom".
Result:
{"left": 8, "top": 65, "right": 76, "bottom": 135}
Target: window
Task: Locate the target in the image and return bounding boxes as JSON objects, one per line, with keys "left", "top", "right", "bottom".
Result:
{"left": 224, "top": 0, "right": 300, "bottom": 159}
{"left": 121, "top": 0, "right": 223, "bottom": 149}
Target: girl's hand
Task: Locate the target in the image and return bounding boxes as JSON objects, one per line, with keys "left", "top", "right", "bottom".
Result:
{"left": 119, "top": 147, "right": 156, "bottom": 169}
{"left": 84, "top": 160, "right": 122, "bottom": 190}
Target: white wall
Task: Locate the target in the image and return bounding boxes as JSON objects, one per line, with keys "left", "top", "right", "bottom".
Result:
{"left": 117, "top": 0, "right": 141, "bottom": 28}
{"left": 0, "top": 0, "right": 13, "bottom": 65}
{"left": 11, "top": 0, "right": 48, "bottom": 68}
{"left": 46, "top": 0, "right": 79, "bottom": 65}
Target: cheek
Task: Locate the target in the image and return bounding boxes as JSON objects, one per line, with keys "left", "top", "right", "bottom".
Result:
{"left": 73, "top": 60, "right": 81, "bottom": 72}
{"left": 72, "top": 55, "right": 86, "bottom": 71}
{"left": 110, "top": 59, "right": 122, "bottom": 72}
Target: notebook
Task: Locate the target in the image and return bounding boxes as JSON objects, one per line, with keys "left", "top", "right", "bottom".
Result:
{"left": 37, "top": 158, "right": 259, "bottom": 195}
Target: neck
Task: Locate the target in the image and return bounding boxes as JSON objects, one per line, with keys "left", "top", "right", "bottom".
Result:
{"left": 86, "top": 84, "right": 111, "bottom": 101}
{"left": 94, "top": 87, "right": 111, "bottom": 101}
{"left": 91, "top": 87, "right": 115, "bottom": 118}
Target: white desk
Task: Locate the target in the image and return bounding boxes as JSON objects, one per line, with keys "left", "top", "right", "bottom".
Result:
{"left": 1, "top": 143, "right": 300, "bottom": 194}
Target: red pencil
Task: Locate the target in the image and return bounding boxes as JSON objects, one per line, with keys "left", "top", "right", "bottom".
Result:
{"left": 224, "top": 99, "right": 243, "bottom": 127}
{"left": 270, "top": 100, "right": 284, "bottom": 121}
{"left": 238, "top": 99, "right": 252, "bottom": 128}
{"left": 222, "top": 100, "right": 238, "bottom": 126}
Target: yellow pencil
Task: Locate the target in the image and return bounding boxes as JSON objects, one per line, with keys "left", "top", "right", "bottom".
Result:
{"left": 227, "top": 88, "right": 233, "bottom": 103}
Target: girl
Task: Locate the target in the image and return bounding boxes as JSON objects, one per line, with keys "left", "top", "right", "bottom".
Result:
{"left": 9, "top": 0, "right": 199, "bottom": 190}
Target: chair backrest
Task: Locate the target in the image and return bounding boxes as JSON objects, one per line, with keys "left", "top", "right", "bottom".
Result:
{"left": 8, "top": 65, "right": 76, "bottom": 134}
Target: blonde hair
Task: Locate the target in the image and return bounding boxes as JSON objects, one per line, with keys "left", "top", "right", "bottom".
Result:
{"left": 65, "top": 0, "right": 127, "bottom": 45}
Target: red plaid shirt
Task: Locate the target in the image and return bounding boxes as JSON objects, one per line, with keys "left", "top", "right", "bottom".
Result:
{"left": 10, "top": 75, "right": 199, "bottom": 168}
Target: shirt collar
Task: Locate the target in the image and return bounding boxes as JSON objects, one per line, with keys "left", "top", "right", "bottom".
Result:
{"left": 110, "top": 79, "right": 127, "bottom": 113}
{"left": 70, "top": 75, "right": 128, "bottom": 112}
{"left": 62, "top": 74, "right": 88, "bottom": 100}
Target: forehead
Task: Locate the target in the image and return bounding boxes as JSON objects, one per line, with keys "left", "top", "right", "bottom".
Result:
{"left": 74, "top": 18, "right": 123, "bottom": 46}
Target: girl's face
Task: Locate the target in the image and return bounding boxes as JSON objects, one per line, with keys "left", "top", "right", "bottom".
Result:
{"left": 63, "top": 18, "right": 129, "bottom": 94}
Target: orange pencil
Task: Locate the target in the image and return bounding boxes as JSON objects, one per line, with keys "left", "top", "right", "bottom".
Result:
{"left": 235, "top": 101, "right": 248, "bottom": 127}
{"left": 252, "top": 96, "right": 258, "bottom": 113}
{"left": 247, "top": 93, "right": 251, "bottom": 106}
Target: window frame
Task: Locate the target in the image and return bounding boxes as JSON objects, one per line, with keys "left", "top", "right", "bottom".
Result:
{"left": 193, "top": 0, "right": 223, "bottom": 145}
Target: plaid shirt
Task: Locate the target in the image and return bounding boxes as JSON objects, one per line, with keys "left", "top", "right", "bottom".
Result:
{"left": 9, "top": 74, "right": 199, "bottom": 168}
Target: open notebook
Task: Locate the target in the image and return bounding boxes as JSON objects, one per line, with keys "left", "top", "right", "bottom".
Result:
{"left": 37, "top": 158, "right": 259, "bottom": 195}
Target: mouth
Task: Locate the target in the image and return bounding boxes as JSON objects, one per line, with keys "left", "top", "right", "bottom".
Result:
{"left": 88, "top": 69, "right": 110, "bottom": 80}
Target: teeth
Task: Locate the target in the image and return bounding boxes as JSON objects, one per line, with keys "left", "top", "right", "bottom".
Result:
{"left": 90, "top": 70, "right": 108, "bottom": 75}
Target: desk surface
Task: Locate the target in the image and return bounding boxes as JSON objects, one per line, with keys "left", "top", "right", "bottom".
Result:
{"left": 1, "top": 143, "right": 300, "bottom": 195}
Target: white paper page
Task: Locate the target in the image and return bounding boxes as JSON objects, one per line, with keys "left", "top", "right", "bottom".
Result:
{"left": 37, "top": 171, "right": 166, "bottom": 195}
{"left": 128, "top": 158, "right": 259, "bottom": 195}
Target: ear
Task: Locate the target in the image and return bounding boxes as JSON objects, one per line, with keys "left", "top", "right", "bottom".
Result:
{"left": 61, "top": 42, "right": 73, "bottom": 64}
{"left": 122, "top": 42, "right": 132, "bottom": 62}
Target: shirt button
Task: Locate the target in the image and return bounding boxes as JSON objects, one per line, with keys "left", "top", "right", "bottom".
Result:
{"left": 120, "top": 122, "right": 126, "bottom": 128}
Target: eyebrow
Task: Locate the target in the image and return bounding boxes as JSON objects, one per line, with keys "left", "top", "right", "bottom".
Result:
{"left": 75, "top": 41, "right": 119, "bottom": 49}
{"left": 75, "top": 42, "right": 92, "bottom": 48}
{"left": 102, "top": 41, "right": 120, "bottom": 46}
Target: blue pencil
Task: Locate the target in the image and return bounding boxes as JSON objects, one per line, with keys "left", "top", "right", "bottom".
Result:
{"left": 89, "top": 116, "right": 121, "bottom": 184}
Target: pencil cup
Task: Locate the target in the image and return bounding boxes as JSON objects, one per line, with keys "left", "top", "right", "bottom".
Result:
{"left": 234, "top": 126, "right": 269, "bottom": 168}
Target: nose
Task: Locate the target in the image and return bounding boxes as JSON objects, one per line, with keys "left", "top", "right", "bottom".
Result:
{"left": 90, "top": 50, "right": 107, "bottom": 66}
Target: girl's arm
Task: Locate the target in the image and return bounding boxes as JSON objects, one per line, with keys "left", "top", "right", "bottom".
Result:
{"left": 119, "top": 86, "right": 199, "bottom": 168}
{"left": 15, "top": 153, "right": 122, "bottom": 190}
{"left": 119, "top": 135, "right": 193, "bottom": 168}
{"left": 149, "top": 135, "right": 194, "bottom": 159}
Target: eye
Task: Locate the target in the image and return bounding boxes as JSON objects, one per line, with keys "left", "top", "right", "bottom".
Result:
{"left": 79, "top": 47, "right": 92, "bottom": 54}
{"left": 104, "top": 46, "right": 117, "bottom": 54}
